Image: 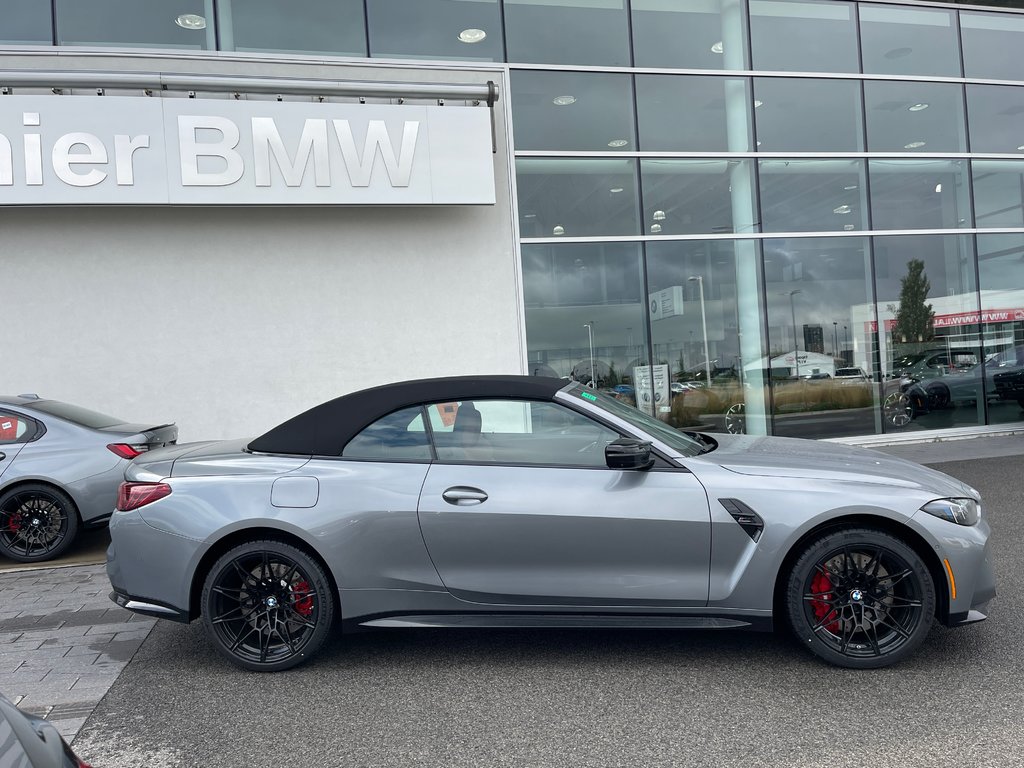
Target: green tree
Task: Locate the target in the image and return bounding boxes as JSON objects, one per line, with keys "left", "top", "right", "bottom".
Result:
{"left": 890, "top": 259, "right": 935, "bottom": 344}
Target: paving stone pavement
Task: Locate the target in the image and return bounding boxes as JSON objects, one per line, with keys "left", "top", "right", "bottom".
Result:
{"left": 0, "top": 564, "right": 155, "bottom": 741}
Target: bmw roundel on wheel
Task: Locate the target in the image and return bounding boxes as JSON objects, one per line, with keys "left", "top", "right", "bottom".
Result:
{"left": 106, "top": 376, "right": 994, "bottom": 671}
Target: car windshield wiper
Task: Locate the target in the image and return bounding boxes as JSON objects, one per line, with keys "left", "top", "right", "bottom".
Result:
{"left": 684, "top": 431, "right": 717, "bottom": 454}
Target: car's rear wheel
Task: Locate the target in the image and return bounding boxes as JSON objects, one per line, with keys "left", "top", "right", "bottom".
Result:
{"left": 0, "top": 484, "right": 79, "bottom": 563}
{"left": 882, "top": 391, "right": 914, "bottom": 428}
{"left": 786, "top": 528, "right": 935, "bottom": 669}
{"left": 724, "top": 402, "right": 746, "bottom": 435}
{"left": 201, "top": 540, "right": 335, "bottom": 672}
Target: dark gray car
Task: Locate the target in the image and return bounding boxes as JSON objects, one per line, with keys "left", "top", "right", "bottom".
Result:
{"left": 0, "top": 396, "right": 177, "bottom": 563}
{"left": 107, "top": 376, "right": 994, "bottom": 672}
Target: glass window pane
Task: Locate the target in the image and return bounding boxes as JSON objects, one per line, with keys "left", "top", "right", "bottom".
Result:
{"left": 753, "top": 78, "right": 863, "bottom": 152}
{"left": 646, "top": 240, "right": 769, "bottom": 436}
{"left": 973, "top": 160, "right": 1024, "bottom": 229}
{"left": 869, "top": 160, "right": 971, "bottom": 231}
{"left": 749, "top": 0, "right": 858, "bottom": 74}
{"left": 759, "top": 160, "right": 867, "bottom": 233}
{"left": 517, "top": 159, "right": 639, "bottom": 238}
{"left": 859, "top": 4, "right": 960, "bottom": 78}
{"left": 342, "top": 407, "right": 431, "bottom": 460}
{"left": 505, "top": 0, "right": 629, "bottom": 67}
{"left": 976, "top": 233, "right": 1024, "bottom": 424}
{"left": 218, "top": 0, "right": 365, "bottom": 55}
{"left": 641, "top": 160, "right": 756, "bottom": 236}
{"left": 521, "top": 243, "right": 650, "bottom": 408}
{"left": 631, "top": 0, "right": 747, "bottom": 70}
{"left": 763, "top": 237, "right": 880, "bottom": 438}
{"left": 874, "top": 235, "right": 982, "bottom": 432}
{"left": 967, "top": 85, "right": 1024, "bottom": 155}
{"left": 56, "top": 0, "right": 215, "bottom": 49}
{"left": 511, "top": 71, "right": 635, "bottom": 152}
{"left": 864, "top": 81, "right": 966, "bottom": 153}
{"left": 637, "top": 76, "right": 750, "bottom": 153}
{"left": 0, "top": 1, "right": 51, "bottom": 44}
{"left": 367, "top": 0, "right": 502, "bottom": 61}
{"left": 961, "top": 12, "right": 1024, "bottom": 82}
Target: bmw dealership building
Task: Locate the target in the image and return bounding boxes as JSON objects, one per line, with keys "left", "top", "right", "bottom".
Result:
{"left": 3, "top": 0, "right": 1024, "bottom": 443}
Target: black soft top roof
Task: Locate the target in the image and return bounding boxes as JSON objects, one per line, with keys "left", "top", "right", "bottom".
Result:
{"left": 248, "top": 375, "right": 568, "bottom": 456}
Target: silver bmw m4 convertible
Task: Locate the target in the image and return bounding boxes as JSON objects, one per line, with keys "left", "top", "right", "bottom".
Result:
{"left": 107, "top": 376, "right": 994, "bottom": 671}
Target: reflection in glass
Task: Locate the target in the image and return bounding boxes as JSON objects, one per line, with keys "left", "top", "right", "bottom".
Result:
{"left": 367, "top": 0, "right": 502, "bottom": 61}
{"left": 749, "top": 0, "right": 858, "bottom": 74}
{"left": 505, "top": 0, "right": 630, "bottom": 67}
{"left": 759, "top": 160, "right": 866, "bottom": 233}
{"left": 874, "top": 235, "right": 981, "bottom": 432}
{"left": 967, "top": 85, "right": 1024, "bottom": 155}
{"left": 56, "top": 0, "right": 215, "bottom": 49}
{"left": 218, "top": 0, "right": 365, "bottom": 55}
{"left": 869, "top": 160, "right": 971, "bottom": 231}
{"left": 641, "top": 160, "right": 755, "bottom": 236}
{"left": 864, "top": 81, "right": 966, "bottom": 153}
{"left": 517, "top": 159, "right": 639, "bottom": 238}
{"left": 646, "top": 240, "right": 767, "bottom": 435}
{"left": 976, "top": 234, "right": 1024, "bottom": 424}
{"left": 763, "top": 237, "right": 879, "bottom": 438}
{"left": 511, "top": 71, "right": 635, "bottom": 152}
{"left": 753, "top": 78, "right": 863, "bottom": 153}
{"left": 973, "top": 161, "right": 1024, "bottom": 230}
{"left": 521, "top": 243, "right": 649, "bottom": 402}
{"left": 631, "top": 0, "right": 747, "bottom": 70}
{"left": 0, "top": 2, "right": 51, "bottom": 44}
{"left": 636, "top": 76, "right": 750, "bottom": 153}
{"left": 961, "top": 12, "right": 1024, "bottom": 82}
{"left": 859, "top": 4, "right": 960, "bottom": 78}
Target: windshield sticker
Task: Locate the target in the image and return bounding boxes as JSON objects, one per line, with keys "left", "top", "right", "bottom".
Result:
{"left": 581, "top": 391, "right": 597, "bottom": 402}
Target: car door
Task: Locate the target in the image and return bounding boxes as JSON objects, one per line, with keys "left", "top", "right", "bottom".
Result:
{"left": 417, "top": 399, "right": 711, "bottom": 607}
{"left": 0, "top": 410, "right": 37, "bottom": 480}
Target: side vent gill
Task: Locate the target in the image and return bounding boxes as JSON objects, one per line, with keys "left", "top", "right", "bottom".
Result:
{"left": 719, "top": 498, "right": 764, "bottom": 542}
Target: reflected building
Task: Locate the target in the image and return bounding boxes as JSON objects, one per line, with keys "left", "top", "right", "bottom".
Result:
{"left": 2, "top": 0, "right": 1024, "bottom": 440}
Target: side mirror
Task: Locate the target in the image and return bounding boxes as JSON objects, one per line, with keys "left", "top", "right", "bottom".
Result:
{"left": 605, "top": 438, "right": 655, "bottom": 471}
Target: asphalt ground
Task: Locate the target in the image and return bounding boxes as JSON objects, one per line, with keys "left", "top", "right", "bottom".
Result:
{"left": 68, "top": 447, "right": 1022, "bottom": 768}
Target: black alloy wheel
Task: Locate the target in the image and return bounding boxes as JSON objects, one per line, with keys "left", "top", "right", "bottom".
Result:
{"left": 786, "top": 529, "right": 935, "bottom": 669}
{"left": 201, "top": 540, "right": 335, "bottom": 672}
{"left": 0, "top": 484, "right": 79, "bottom": 563}
{"left": 882, "top": 391, "right": 915, "bottom": 429}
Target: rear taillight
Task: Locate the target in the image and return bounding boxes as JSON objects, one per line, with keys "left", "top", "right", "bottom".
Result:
{"left": 107, "top": 443, "right": 150, "bottom": 459}
{"left": 116, "top": 482, "right": 171, "bottom": 511}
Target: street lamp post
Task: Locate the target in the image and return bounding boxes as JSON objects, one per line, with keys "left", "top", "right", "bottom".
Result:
{"left": 688, "top": 276, "right": 712, "bottom": 387}
{"left": 832, "top": 321, "right": 839, "bottom": 358}
{"left": 780, "top": 289, "right": 802, "bottom": 378}
{"left": 583, "top": 321, "right": 596, "bottom": 388}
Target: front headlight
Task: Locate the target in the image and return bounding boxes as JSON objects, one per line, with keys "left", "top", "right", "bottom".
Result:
{"left": 922, "top": 497, "right": 980, "bottom": 526}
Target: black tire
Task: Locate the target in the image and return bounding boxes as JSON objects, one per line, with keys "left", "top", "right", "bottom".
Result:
{"left": 201, "top": 539, "right": 335, "bottom": 672}
{"left": 0, "top": 484, "right": 79, "bottom": 563}
{"left": 882, "top": 391, "right": 914, "bottom": 429}
{"left": 786, "top": 528, "right": 935, "bottom": 669}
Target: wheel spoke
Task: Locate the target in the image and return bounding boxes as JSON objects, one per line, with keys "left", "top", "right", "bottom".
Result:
{"left": 875, "top": 611, "right": 912, "bottom": 641}
{"left": 228, "top": 622, "right": 260, "bottom": 652}
{"left": 876, "top": 568, "right": 913, "bottom": 588}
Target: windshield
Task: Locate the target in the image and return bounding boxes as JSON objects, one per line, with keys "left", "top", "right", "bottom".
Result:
{"left": 891, "top": 353, "right": 928, "bottom": 369}
{"left": 26, "top": 400, "right": 125, "bottom": 429}
{"left": 561, "top": 382, "right": 707, "bottom": 457}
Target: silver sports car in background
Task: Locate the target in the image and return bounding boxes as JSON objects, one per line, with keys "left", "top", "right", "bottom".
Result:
{"left": 107, "top": 376, "right": 994, "bottom": 671}
{"left": 0, "top": 395, "right": 177, "bottom": 563}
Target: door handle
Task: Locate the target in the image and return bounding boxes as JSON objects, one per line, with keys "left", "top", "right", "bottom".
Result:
{"left": 442, "top": 486, "right": 488, "bottom": 506}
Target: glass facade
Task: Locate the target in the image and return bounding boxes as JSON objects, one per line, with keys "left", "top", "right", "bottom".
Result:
{"left": 8, "top": 0, "right": 1024, "bottom": 439}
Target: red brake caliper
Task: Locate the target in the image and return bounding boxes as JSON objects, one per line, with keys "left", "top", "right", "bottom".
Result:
{"left": 810, "top": 571, "right": 839, "bottom": 633}
{"left": 292, "top": 580, "right": 314, "bottom": 617}
{"left": 5, "top": 513, "right": 20, "bottom": 533}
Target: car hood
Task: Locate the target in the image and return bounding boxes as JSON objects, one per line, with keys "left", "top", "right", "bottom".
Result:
{"left": 694, "top": 433, "right": 976, "bottom": 498}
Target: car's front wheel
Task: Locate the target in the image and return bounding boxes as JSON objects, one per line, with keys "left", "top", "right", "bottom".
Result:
{"left": 786, "top": 528, "right": 935, "bottom": 669}
{"left": 201, "top": 540, "right": 335, "bottom": 672}
{"left": 0, "top": 484, "right": 79, "bottom": 563}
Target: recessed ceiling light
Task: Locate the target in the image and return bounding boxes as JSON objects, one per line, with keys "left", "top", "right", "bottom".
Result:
{"left": 609, "top": 187, "right": 624, "bottom": 193}
{"left": 908, "top": 103, "right": 929, "bottom": 112}
{"left": 552, "top": 225, "right": 565, "bottom": 236}
{"left": 524, "top": 214, "right": 537, "bottom": 218}
{"left": 458, "top": 28, "right": 487, "bottom": 43}
{"left": 652, "top": 210, "right": 666, "bottom": 221}
{"left": 650, "top": 223, "right": 663, "bottom": 233}
{"left": 833, "top": 204, "right": 852, "bottom": 215}
{"left": 904, "top": 141, "right": 926, "bottom": 149}
{"left": 552, "top": 95, "right": 576, "bottom": 106}
{"left": 1017, "top": 145, "right": 1024, "bottom": 151}
{"left": 175, "top": 13, "right": 206, "bottom": 30}
{"left": 711, "top": 41, "right": 724, "bottom": 54}
{"left": 935, "top": 183, "right": 943, "bottom": 193}
{"left": 754, "top": 100, "right": 764, "bottom": 108}
{"left": 843, "top": 185, "right": 859, "bottom": 190}
{"left": 843, "top": 224, "right": 856, "bottom": 231}
{"left": 607, "top": 139, "right": 628, "bottom": 148}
